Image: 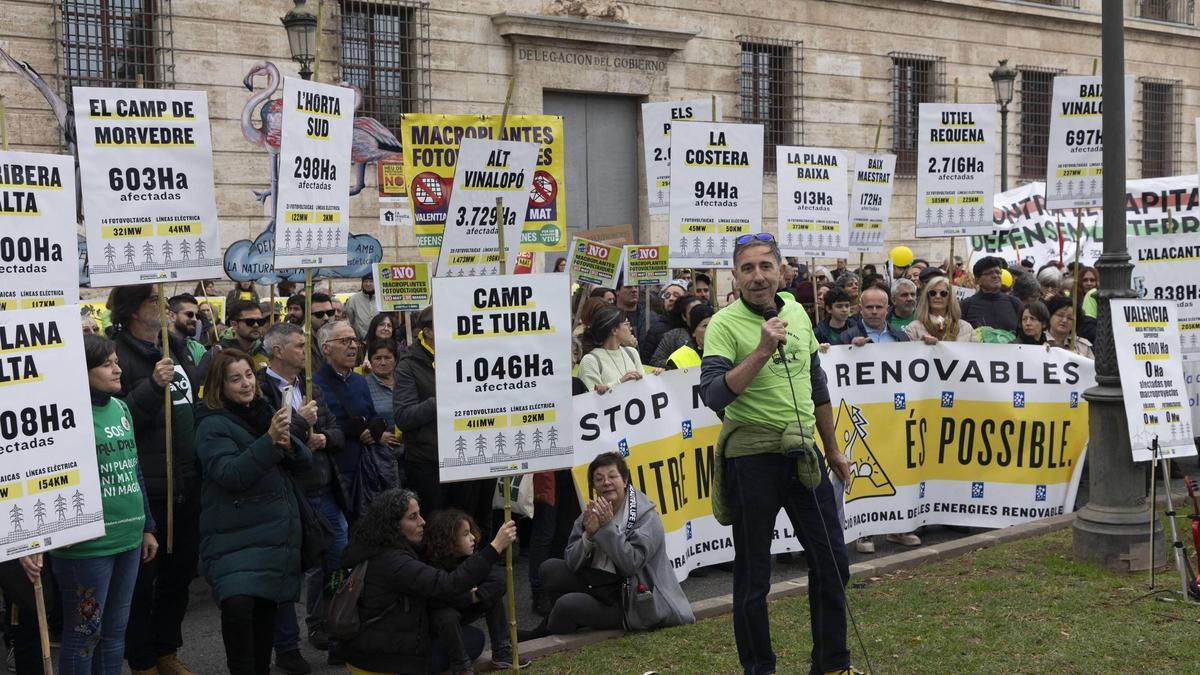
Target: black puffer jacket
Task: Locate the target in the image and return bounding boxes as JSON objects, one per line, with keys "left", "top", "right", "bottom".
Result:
{"left": 339, "top": 538, "right": 500, "bottom": 673}
{"left": 256, "top": 367, "right": 348, "bottom": 510}
{"left": 114, "top": 330, "right": 200, "bottom": 505}
{"left": 392, "top": 341, "right": 437, "bottom": 465}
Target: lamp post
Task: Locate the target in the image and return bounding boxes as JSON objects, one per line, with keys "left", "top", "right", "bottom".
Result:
{"left": 281, "top": 0, "right": 318, "bottom": 81}
{"left": 989, "top": 59, "right": 1017, "bottom": 192}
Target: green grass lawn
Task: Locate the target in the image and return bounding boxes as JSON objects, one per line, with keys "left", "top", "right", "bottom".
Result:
{"left": 531, "top": 528, "right": 1200, "bottom": 674}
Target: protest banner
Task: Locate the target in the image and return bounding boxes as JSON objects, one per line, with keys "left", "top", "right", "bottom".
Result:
{"left": 0, "top": 305, "right": 105, "bottom": 562}
{"left": 848, "top": 152, "right": 897, "bottom": 254}
{"left": 1111, "top": 300, "right": 1196, "bottom": 461}
{"left": 623, "top": 245, "right": 670, "bottom": 287}
{"left": 668, "top": 122, "right": 764, "bottom": 268}
{"left": 566, "top": 237, "right": 624, "bottom": 288}
{"left": 1045, "top": 75, "right": 1133, "bottom": 210}
{"left": 74, "top": 87, "right": 222, "bottom": 285}
{"left": 435, "top": 138, "right": 537, "bottom": 277}
{"left": 0, "top": 151, "right": 79, "bottom": 308}
{"left": 400, "top": 114, "right": 566, "bottom": 256}
{"left": 372, "top": 262, "right": 430, "bottom": 313}
{"left": 916, "top": 103, "right": 996, "bottom": 237}
{"left": 775, "top": 146, "right": 848, "bottom": 258}
{"left": 572, "top": 343, "right": 1091, "bottom": 580}
{"left": 433, "top": 273, "right": 574, "bottom": 481}
{"left": 641, "top": 99, "right": 721, "bottom": 214}
{"left": 273, "top": 77, "right": 355, "bottom": 268}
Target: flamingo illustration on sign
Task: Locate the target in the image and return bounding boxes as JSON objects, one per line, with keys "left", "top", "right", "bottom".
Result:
{"left": 338, "top": 82, "right": 403, "bottom": 196}
{"left": 241, "top": 61, "right": 284, "bottom": 204}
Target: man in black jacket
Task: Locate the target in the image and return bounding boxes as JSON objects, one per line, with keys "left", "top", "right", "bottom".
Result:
{"left": 109, "top": 285, "right": 200, "bottom": 675}
{"left": 393, "top": 306, "right": 439, "bottom": 511}
{"left": 257, "top": 322, "right": 349, "bottom": 670}
{"left": 960, "top": 256, "right": 1024, "bottom": 337}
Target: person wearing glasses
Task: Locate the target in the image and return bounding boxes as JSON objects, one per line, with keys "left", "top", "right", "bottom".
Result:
{"left": 699, "top": 232, "right": 855, "bottom": 675}
{"left": 198, "top": 300, "right": 271, "bottom": 383}
{"left": 959, "top": 256, "right": 1023, "bottom": 340}
{"left": 167, "top": 293, "right": 209, "bottom": 365}
{"left": 107, "top": 285, "right": 203, "bottom": 675}
{"left": 904, "top": 275, "right": 978, "bottom": 344}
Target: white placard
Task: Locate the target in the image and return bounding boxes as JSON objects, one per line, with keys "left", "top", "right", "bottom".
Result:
{"left": 848, "top": 152, "right": 896, "bottom": 254}
{"left": 641, "top": 99, "right": 721, "bottom": 214}
{"left": 1111, "top": 299, "right": 1197, "bottom": 461}
{"left": 433, "top": 273, "right": 574, "bottom": 481}
{"left": 0, "top": 151, "right": 80, "bottom": 308}
{"left": 380, "top": 200, "right": 413, "bottom": 228}
{"left": 915, "top": 103, "right": 997, "bottom": 238}
{"left": 0, "top": 306, "right": 104, "bottom": 561}
{"left": 668, "top": 122, "right": 764, "bottom": 268}
{"left": 274, "top": 77, "right": 355, "bottom": 268}
{"left": 775, "top": 146, "right": 848, "bottom": 258}
{"left": 435, "top": 139, "right": 537, "bottom": 277}
{"left": 74, "top": 87, "right": 222, "bottom": 286}
{"left": 1046, "top": 75, "right": 1134, "bottom": 209}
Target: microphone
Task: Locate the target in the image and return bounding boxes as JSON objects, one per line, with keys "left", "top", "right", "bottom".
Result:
{"left": 761, "top": 306, "right": 787, "bottom": 362}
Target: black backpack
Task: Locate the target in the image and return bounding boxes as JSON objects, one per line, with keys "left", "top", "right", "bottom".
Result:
{"left": 325, "top": 561, "right": 397, "bottom": 641}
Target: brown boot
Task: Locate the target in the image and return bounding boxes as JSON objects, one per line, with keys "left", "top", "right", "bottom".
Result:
{"left": 156, "top": 653, "right": 197, "bottom": 675}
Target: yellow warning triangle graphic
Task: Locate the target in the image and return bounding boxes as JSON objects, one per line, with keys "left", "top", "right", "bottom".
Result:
{"left": 832, "top": 399, "right": 896, "bottom": 502}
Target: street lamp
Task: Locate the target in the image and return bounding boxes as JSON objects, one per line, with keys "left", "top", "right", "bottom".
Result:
{"left": 990, "top": 58, "right": 1017, "bottom": 192}
{"left": 281, "top": 0, "right": 318, "bottom": 81}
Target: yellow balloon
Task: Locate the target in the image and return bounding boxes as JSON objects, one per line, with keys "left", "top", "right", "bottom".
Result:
{"left": 889, "top": 245, "right": 914, "bottom": 268}
{"left": 1001, "top": 269, "right": 1013, "bottom": 288}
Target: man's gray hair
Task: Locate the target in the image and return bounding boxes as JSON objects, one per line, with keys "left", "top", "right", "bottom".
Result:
{"left": 733, "top": 237, "right": 782, "bottom": 266}
{"left": 262, "top": 322, "right": 302, "bottom": 355}
{"left": 317, "top": 319, "right": 353, "bottom": 345}
{"left": 1036, "top": 265, "right": 1063, "bottom": 288}
{"left": 891, "top": 277, "right": 917, "bottom": 295}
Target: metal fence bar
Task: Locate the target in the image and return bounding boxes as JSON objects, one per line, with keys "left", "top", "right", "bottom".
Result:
{"left": 889, "top": 51, "right": 945, "bottom": 176}
{"left": 1139, "top": 76, "right": 1182, "bottom": 178}
{"left": 336, "top": 0, "right": 431, "bottom": 132}
{"left": 1016, "top": 65, "right": 1065, "bottom": 180}
{"left": 55, "top": 0, "right": 176, "bottom": 107}
{"left": 737, "top": 35, "right": 803, "bottom": 173}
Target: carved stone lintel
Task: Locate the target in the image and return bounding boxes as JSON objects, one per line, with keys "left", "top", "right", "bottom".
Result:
{"left": 546, "top": 0, "right": 629, "bottom": 23}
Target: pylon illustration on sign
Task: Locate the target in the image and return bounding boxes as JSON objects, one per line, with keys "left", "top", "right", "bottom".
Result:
{"left": 832, "top": 399, "right": 896, "bottom": 501}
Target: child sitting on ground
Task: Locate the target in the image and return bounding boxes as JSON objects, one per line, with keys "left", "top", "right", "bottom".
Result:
{"left": 423, "top": 509, "right": 531, "bottom": 673}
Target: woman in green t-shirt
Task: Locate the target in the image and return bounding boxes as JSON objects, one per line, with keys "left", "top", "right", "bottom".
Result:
{"left": 48, "top": 334, "right": 158, "bottom": 674}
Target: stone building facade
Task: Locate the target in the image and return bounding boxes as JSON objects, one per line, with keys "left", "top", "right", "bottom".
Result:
{"left": 2, "top": 0, "right": 1198, "bottom": 275}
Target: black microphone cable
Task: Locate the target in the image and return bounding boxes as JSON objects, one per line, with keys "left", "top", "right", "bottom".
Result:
{"left": 762, "top": 306, "right": 874, "bottom": 674}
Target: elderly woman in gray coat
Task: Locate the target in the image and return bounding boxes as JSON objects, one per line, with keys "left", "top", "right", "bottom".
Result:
{"left": 525, "top": 452, "right": 694, "bottom": 637}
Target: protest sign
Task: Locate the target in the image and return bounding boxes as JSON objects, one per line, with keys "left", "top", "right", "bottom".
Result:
{"left": 566, "top": 237, "right": 624, "bottom": 288}
{"left": 572, "top": 344, "right": 1091, "bottom": 581}
{"left": 623, "top": 245, "right": 670, "bottom": 287}
{"left": 775, "top": 146, "right": 848, "bottom": 258}
{"left": 433, "top": 273, "right": 573, "bottom": 481}
{"left": 74, "top": 87, "right": 222, "bottom": 286}
{"left": 1046, "top": 75, "right": 1133, "bottom": 210}
{"left": 400, "top": 114, "right": 566, "bottom": 256}
{"left": 641, "top": 99, "right": 721, "bottom": 214}
{"left": 435, "top": 139, "right": 537, "bottom": 277}
{"left": 0, "top": 151, "right": 79, "bottom": 308}
{"left": 376, "top": 158, "right": 406, "bottom": 199}
{"left": 380, "top": 201, "right": 414, "bottom": 228}
{"left": 668, "top": 122, "right": 763, "bottom": 268}
{"left": 916, "top": 103, "right": 996, "bottom": 237}
{"left": 273, "top": 77, "right": 355, "bottom": 268}
{"left": 1111, "top": 300, "right": 1196, "bottom": 461}
{"left": 372, "top": 262, "right": 430, "bottom": 313}
{"left": 848, "top": 152, "right": 897, "bottom": 254}
{"left": 0, "top": 305, "right": 104, "bottom": 561}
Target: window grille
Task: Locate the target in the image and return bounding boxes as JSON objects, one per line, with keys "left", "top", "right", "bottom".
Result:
{"left": 337, "top": 0, "right": 431, "bottom": 131}
{"left": 889, "top": 52, "right": 945, "bottom": 176}
{"left": 1140, "top": 77, "right": 1182, "bottom": 178}
{"left": 55, "top": 0, "right": 175, "bottom": 103}
{"left": 1017, "top": 66, "right": 1064, "bottom": 180}
{"left": 1137, "top": 0, "right": 1194, "bottom": 24}
{"left": 737, "top": 37, "right": 803, "bottom": 173}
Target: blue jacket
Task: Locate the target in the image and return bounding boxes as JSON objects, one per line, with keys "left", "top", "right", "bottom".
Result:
{"left": 814, "top": 315, "right": 865, "bottom": 345}
{"left": 838, "top": 321, "right": 910, "bottom": 344}
{"left": 314, "top": 362, "right": 376, "bottom": 483}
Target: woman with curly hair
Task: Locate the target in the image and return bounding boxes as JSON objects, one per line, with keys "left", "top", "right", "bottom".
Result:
{"left": 340, "top": 489, "right": 518, "bottom": 674}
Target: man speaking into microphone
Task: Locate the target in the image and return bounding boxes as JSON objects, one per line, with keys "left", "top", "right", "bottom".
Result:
{"left": 700, "top": 233, "right": 855, "bottom": 675}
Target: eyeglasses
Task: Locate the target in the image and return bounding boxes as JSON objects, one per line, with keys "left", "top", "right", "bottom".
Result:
{"left": 175, "top": 310, "right": 196, "bottom": 318}
{"left": 926, "top": 290, "right": 949, "bottom": 298}
{"left": 324, "top": 336, "right": 357, "bottom": 347}
{"left": 735, "top": 232, "right": 776, "bottom": 246}
{"left": 235, "top": 317, "right": 268, "bottom": 327}
{"left": 311, "top": 310, "right": 336, "bottom": 319}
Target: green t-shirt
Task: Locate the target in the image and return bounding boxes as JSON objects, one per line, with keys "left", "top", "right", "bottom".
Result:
{"left": 888, "top": 312, "right": 916, "bottom": 331}
{"left": 704, "top": 294, "right": 819, "bottom": 430}
{"left": 1082, "top": 288, "right": 1098, "bottom": 319}
{"left": 54, "top": 398, "right": 145, "bottom": 559}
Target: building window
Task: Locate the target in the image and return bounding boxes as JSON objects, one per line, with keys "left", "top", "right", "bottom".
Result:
{"left": 56, "top": 0, "right": 175, "bottom": 101}
{"left": 737, "top": 37, "right": 803, "bottom": 173}
{"left": 338, "top": 0, "right": 431, "bottom": 131}
{"left": 890, "top": 52, "right": 945, "bottom": 176}
{"left": 1017, "top": 66, "right": 1064, "bottom": 181}
{"left": 1138, "top": 0, "right": 1193, "bottom": 23}
{"left": 1140, "top": 77, "right": 1182, "bottom": 178}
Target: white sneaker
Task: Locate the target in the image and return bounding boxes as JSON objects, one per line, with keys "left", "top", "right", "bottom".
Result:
{"left": 886, "top": 532, "right": 922, "bottom": 547}
{"left": 854, "top": 537, "right": 875, "bottom": 554}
